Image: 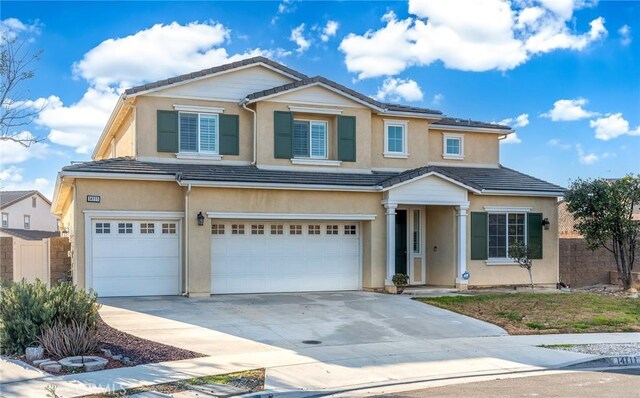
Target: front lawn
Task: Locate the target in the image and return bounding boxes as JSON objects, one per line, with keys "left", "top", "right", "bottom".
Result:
{"left": 417, "top": 293, "right": 640, "bottom": 335}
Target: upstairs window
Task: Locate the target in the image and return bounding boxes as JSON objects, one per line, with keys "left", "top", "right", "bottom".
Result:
{"left": 293, "top": 120, "right": 327, "bottom": 158}
{"left": 1, "top": 213, "right": 7, "bottom": 228}
{"left": 24, "top": 215, "right": 31, "bottom": 230}
{"left": 384, "top": 120, "right": 408, "bottom": 157}
{"left": 443, "top": 133, "right": 464, "bottom": 159}
{"left": 179, "top": 112, "right": 219, "bottom": 153}
{"left": 32, "top": 197, "right": 37, "bottom": 208}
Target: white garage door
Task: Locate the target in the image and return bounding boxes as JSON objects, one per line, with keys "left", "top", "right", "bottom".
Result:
{"left": 211, "top": 221, "right": 360, "bottom": 294}
{"left": 91, "top": 220, "right": 181, "bottom": 297}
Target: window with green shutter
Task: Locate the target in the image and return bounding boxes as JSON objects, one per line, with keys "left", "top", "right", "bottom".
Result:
{"left": 337, "top": 115, "right": 356, "bottom": 162}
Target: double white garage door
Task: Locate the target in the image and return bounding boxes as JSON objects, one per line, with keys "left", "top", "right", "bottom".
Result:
{"left": 90, "top": 218, "right": 360, "bottom": 297}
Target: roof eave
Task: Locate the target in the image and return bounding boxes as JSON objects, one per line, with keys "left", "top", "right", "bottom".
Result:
{"left": 91, "top": 95, "right": 126, "bottom": 159}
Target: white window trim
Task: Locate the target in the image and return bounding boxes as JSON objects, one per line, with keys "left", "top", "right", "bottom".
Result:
{"left": 383, "top": 120, "right": 409, "bottom": 157}
{"left": 486, "top": 211, "right": 527, "bottom": 262}
{"left": 178, "top": 112, "right": 220, "bottom": 155}
{"left": 293, "top": 119, "right": 329, "bottom": 160}
{"left": 288, "top": 106, "right": 343, "bottom": 115}
{"left": 176, "top": 152, "right": 222, "bottom": 161}
{"left": 484, "top": 206, "right": 532, "bottom": 213}
{"left": 443, "top": 133, "right": 464, "bottom": 160}
{"left": 291, "top": 158, "right": 342, "bottom": 167}
{"left": 1, "top": 212, "right": 8, "bottom": 228}
{"left": 24, "top": 215, "right": 31, "bottom": 230}
{"left": 173, "top": 104, "right": 225, "bottom": 113}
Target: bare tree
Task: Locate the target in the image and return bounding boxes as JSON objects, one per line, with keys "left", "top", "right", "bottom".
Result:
{"left": 509, "top": 241, "right": 535, "bottom": 291}
{"left": 1, "top": 38, "right": 44, "bottom": 147}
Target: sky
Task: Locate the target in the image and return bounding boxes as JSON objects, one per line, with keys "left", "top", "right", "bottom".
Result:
{"left": 0, "top": 0, "right": 639, "bottom": 199}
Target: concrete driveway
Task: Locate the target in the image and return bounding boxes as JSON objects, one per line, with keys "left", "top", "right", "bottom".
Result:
{"left": 99, "top": 291, "right": 506, "bottom": 357}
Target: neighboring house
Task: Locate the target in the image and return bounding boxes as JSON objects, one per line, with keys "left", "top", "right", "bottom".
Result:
{"left": 51, "top": 57, "right": 564, "bottom": 298}
{"left": 0, "top": 191, "right": 60, "bottom": 285}
{"left": 0, "top": 190, "right": 58, "bottom": 232}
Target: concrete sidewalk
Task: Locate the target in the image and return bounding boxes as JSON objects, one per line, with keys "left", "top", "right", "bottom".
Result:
{"left": 2, "top": 333, "right": 639, "bottom": 398}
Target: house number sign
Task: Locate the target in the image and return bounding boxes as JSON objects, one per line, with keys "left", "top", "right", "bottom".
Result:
{"left": 86, "top": 195, "right": 101, "bottom": 203}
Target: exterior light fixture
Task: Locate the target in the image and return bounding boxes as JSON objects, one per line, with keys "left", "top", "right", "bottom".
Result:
{"left": 197, "top": 212, "right": 205, "bottom": 226}
{"left": 541, "top": 218, "right": 550, "bottom": 230}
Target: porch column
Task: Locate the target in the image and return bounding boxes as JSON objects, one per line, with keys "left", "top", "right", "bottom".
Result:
{"left": 384, "top": 203, "right": 398, "bottom": 286}
{"left": 455, "top": 204, "right": 469, "bottom": 290}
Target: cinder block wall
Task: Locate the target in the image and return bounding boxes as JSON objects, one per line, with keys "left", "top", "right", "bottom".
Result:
{"left": 49, "top": 237, "right": 71, "bottom": 285}
{"left": 559, "top": 238, "right": 638, "bottom": 287}
{"left": 1, "top": 237, "right": 12, "bottom": 283}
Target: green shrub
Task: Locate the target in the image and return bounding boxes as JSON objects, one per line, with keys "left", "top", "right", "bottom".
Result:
{"left": 0, "top": 280, "right": 100, "bottom": 355}
{"left": 38, "top": 320, "right": 99, "bottom": 358}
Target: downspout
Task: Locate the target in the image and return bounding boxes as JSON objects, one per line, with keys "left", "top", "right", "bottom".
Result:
{"left": 242, "top": 101, "right": 257, "bottom": 165}
{"left": 183, "top": 182, "right": 192, "bottom": 296}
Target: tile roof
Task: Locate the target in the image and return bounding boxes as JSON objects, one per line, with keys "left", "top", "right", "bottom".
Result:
{"left": 124, "top": 56, "right": 308, "bottom": 96}
{"left": 431, "top": 117, "right": 512, "bottom": 130}
{"left": 0, "top": 228, "right": 60, "bottom": 241}
{"left": 62, "top": 158, "right": 565, "bottom": 194}
{"left": 1, "top": 190, "right": 37, "bottom": 209}
{"left": 244, "top": 76, "right": 443, "bottom": 115}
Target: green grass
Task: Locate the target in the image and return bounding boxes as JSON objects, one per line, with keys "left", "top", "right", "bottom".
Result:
{"left": 416, "top": 292, "right": 640, "bottom": 335}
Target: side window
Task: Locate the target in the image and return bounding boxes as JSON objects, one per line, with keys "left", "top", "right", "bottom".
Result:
{"left": 384, "top": 120, "right": 408, "bottom": 157}
{"left": 24, "top": 215, "right": 31, "bottom": 230}
{"left": 32, "top": 197, "right": 37, "bottom": 208}
{"left": 443, "top": 133, "right": 464, "bottom": 159}
{"left": 2, "top": 212, "right": 8, "bottom": 228}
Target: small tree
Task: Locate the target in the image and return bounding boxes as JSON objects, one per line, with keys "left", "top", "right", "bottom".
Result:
{"left": 508, "top": 241, "right": 535, "bottom": 291}
{"left": 565, "top": 175, "right": 639, "bottom": 290}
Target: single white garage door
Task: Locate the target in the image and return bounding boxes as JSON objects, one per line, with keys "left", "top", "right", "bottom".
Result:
{"left": 211, "top": 221, "right": 360, "bottom": 294}
{"left": 90, "top": 220, "right": 181, "bottom": 297}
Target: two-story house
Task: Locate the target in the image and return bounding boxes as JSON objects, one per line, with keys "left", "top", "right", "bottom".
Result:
{"left": 51, "top": 57, "right": 564, "bottom": 297}
{"left": 1, "top": 190, "right": 58, "bottom": 233}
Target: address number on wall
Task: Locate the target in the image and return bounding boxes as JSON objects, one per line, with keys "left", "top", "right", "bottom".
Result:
{"left": 86, "top": 195, "right": 101, "bottom": 203}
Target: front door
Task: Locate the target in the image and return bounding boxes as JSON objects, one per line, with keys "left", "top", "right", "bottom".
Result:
{"left": 395, "top": 210, "right": 407, "bottom": 274}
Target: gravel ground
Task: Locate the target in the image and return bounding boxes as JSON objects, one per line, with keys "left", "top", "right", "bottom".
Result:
{"left": 553, "top": 343, "right": 640, "bottom": 356}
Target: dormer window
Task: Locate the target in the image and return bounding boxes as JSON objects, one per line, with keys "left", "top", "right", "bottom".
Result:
{"left": 179, "top": 112, "right": 219, "bottom": 154}
{"left": 443, "top": 133, "right": 464, "bottom": 160}
{"left": 383, "top": 120, "right": 408, "bottom": 158}
{"left": 293, "top": 120, "right": 328, "bottom": 159}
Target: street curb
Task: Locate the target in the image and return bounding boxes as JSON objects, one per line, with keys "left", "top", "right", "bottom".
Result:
{"left": 560, "top": 355, "right": 640, "bottom": 369}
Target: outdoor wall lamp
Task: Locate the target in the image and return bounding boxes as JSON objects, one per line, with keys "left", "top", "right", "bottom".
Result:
{"left": 197, "top": 212, "right": 205, "bottom": 226}
{"left": 542, "top": 218, "right": 550, "bottom": 230}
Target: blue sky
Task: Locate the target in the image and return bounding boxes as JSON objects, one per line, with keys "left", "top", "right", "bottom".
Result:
{"left": 1, "top": 0, "right": 638, "bottom": 199}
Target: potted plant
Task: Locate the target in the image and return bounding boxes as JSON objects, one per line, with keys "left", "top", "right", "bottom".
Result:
{"left": 392, "top": 273, "right": 409, "bottom": 294}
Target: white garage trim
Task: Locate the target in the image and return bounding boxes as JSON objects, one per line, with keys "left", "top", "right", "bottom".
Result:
{"left": 84, "top": 210, "right": 184, "bottom": 295}
{"left": 207, "top": 212, "right": 376, "bottom": 221}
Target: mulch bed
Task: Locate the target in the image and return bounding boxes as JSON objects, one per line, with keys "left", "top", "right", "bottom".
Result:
{"left": 95, "top": 315, "right": 205, "bottom": 365}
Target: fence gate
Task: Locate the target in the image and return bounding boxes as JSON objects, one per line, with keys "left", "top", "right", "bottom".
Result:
{"left": 13, "top": 238, "right": 50, "bottom": 285}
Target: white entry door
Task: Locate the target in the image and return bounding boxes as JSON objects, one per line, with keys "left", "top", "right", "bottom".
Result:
{"left": 90, "top": 219, "right": 181, "bottom": 297}
{"left": 211, "top": 221, "right": 361, "bottom": 294}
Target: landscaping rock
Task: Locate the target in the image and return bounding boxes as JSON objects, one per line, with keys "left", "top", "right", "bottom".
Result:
{"left": 83, "top": 357, "right": 108, "bottom": 372}
{"left": 59, "top": 356, "right": 108, "bottom": 372}
{"left": 112, "top": 354, "right": 123, "bottom": 361}
{"left": 42, "top": 363, "right": 62, "bottom": 373}
{"left": 101, "top": 348, "right": 112, "bottom": 357}
{"left": 32, "top": 359, "right": 51, "bottom": 367}
{"left": 38, "top": 360, "right": 58, "bottom": 370}
{"left": 58, "top": 356, "right": 84, "bottom": 369}
{"left": 25, "top": 346, "right": 44, "bottom": 361}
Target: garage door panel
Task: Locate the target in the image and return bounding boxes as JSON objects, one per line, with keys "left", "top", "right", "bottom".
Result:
{"left": 211, "top": 221, "right": 360, "bottom": 294}
{"left": 91, "top": 219, "right": 180, "bottom": 297}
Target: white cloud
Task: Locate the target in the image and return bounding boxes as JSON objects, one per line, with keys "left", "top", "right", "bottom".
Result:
{"left": 618, "top": 24, "right": 631, "bottom": 46}
{"left": 546, "top": 139, "right": 572, "bottom": 150}
{"left": 576, "top": 144, "right": 598, "bottom": 165}
{"left": 0, "top": 18, "right": 41, "bottom": 44}
{"left": 499, "top": 113, "right": 529, "bottom": 128}
{"left": 374, "top": 77, "right": 424, "bottom": 102}
{"left": 589, "top": 113, "right": 640, "bottom": 141}
{"left": 0, "top": 131, "right": 50, "bottom": 163}
{"left": 290, "top": 23, "right": 311, "bottom": 53}
{"left": 321, "top": 20, "right": 339, "bottom": 42}
{"left": 501, "top": 133, "right": 522, "bottom": 144}
{"left": 541, "top": 98, "right": 596, "bottom": 121}
{"left": 339, "top": 0, "right": 607, "bottom": 79}
{"left": 0, "top": 166, "right": 52, "bottom": 199}
{"left": 431, "top": 93, "right": 444, "bottom": 105}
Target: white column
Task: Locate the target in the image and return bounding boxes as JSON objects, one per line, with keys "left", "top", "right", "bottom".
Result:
{"left": 455, "top": 205, "right": 469, "bottom": 287}
{"left": 385, "top": 203, "right": 398, "bottom": 286}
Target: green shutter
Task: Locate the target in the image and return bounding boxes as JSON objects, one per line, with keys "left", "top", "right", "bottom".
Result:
{"left": 219, "top": 114, "right": 239, "bottom": 155}
{"left": 157, "top": 110, "right": 178, "bottom": 152}
{"left": 337, "top": 115, "right": 356, "bottom": 162}
{"left": 274, "top": 111, "right": 293, "bottom": 159}
{"left": 527, "top": 213, "right": 543, "bottom": 259}
{"left": 471, "top": 212, "right": 488, "bottom": 260}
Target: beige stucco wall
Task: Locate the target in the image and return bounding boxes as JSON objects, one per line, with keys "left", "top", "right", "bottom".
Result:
{"left": 370, "top": 116, "right": 430, "bottom": 169}
{"left": 466, "top": 195, "right": 559, "bottom": 287}
{"left": 95, "top": 108, "right": 136, "bottom": 160}
{"left": 428, "top": 130, "right": 500, "bottom": 166}
{"left": 425, "top": 205, "right": 457, "bottom": 286}
{"left": 135, "top": 96, "right": 253, "bottom": 162}
{"left": 255, "top": 101, "right": 373, "bottom": 169}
